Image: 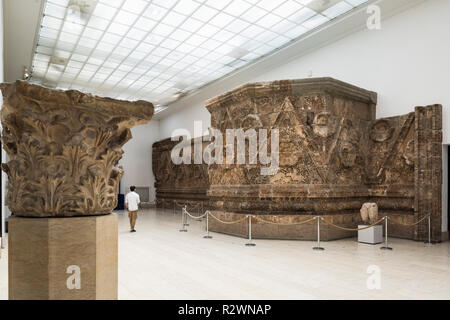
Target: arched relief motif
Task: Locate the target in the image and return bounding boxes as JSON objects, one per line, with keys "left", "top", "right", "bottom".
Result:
{"left": 370, "top": 119, "right": 394, "bottom": 142}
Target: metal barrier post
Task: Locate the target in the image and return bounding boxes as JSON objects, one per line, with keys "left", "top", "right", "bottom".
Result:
{"left": 203, "top": 211, "right": 212, "bottom": 239}
{"left": 184, "top": 205, "right": 189, "bottom": 227}
{"left": 380, "top": 216, "right": 392, "bottom": 250}
{"left": 424, "top": 215, "right": 434, "bottom": 245}
{"left": 245, "top": 215, "right": 256, "bottom": 247}
{"left": 313, "top": 216, "right": 324, "bottom": 251}
{"left": 179, "top": 206, "right": 187, "bottom": 232}
{"left": 173, "top": 202, "right": 176, "bottom": 215}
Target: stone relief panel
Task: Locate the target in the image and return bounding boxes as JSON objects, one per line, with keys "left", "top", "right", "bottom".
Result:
{"left": 152, "top": 137, "right": 209, "bottom": 206}
{"left": 151, "top": 78, "right": 442, "bottom": 241}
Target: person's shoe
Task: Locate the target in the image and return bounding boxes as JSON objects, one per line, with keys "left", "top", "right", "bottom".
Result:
{"left": 131, "top": 229, "right": 136, "bottom": 233}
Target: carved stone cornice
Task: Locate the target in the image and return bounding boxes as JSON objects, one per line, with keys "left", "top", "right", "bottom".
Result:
{"left": 0, "top": 80, "right": 154, "bottom": 217}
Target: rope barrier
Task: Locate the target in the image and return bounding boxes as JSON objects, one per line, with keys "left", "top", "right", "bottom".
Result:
{"left": 389, "top": 214, "right": 430, "bottom": 226}
{"left": 320, "top": 217, "right": 386, "bottom": 231}
{"left": 209, "top": 213, "right": 249, "bottom": 225}
{"left": 184, "top": 209, "right": 207, "bottom": 220}
{"left": 254, "top": 216, "right": 316, "bottom": 226}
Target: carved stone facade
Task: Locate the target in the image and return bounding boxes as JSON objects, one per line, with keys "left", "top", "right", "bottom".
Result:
{"left": 152, "top": 136, "right": 209, "bottom": 208}
{"left": 0, "top": 80, "right": 154, "bottom": 217}
{"left": 152, "top": 78, "right": 443, "bottom": 241}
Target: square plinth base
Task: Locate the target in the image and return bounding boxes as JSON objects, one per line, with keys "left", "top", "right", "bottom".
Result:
{"left": 8, "top": 213, "right": 118, "bottom": 300}
{"left": 358, "top": 225, "right": 383, "bottom": 244}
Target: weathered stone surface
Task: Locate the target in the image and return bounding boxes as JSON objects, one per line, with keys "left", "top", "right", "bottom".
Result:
{"left": 360, "top": 203, "right": 378, "bottom": 224}
{"left": 152, "top": 78, "right": 443, "bottom": 241}
{"left": 0, "top": 80, "right": 154, "bottom": 217}
{"left": 152, "top": 136, "right": 209, "bottom": 208}
{"left": 8, "top": 213, "right": 118, "bottom": 300}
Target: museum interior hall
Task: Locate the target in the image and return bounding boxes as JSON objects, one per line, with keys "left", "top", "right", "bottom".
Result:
{"left": 0, "top": 0, "right": 449, "bottom": 301}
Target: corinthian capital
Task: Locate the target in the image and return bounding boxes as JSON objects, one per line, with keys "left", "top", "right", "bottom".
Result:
{"left": 0, "top": 81, "right": 153, "bottom": 217}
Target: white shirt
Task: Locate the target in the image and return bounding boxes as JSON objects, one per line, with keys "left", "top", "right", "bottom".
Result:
{"left": 125, "top": 191, "right": 140, "bottom": 211}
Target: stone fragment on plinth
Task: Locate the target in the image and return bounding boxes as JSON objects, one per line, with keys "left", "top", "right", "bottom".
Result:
{"left": 0, "top": 80, "right": 154, "bottom": 299}
{"left": 9, "top": 213, "right": 118, "bottom": 300}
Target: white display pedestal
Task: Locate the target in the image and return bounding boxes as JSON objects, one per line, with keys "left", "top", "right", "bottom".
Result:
{"left": 358, "top": 225, "right": 383, "bottom": 244}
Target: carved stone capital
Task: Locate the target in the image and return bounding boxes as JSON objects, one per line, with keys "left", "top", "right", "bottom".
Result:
{"left": 0, "top": 81, "right": 154, "bottom": 217}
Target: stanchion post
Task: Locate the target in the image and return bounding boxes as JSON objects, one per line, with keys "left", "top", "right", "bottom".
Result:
{"left": 380, "top": 216, "right": 392, "bottom": 250}
{"left": 184, "top": 205, "right": 189, "bottom": 227}
{"left": 203, "top": 211, "right": 212, "bottom": 239}
{"left": 424, "top": 214, "right": 434, "bottom": 245}
{"left": 313, "top": 216, "right": 324, "bottom": 251}
{"left": 245, "top": 215, "right": 256, "bottom": 247}
{"left": 179, "top": 206, "right": 187, "bottom": 232}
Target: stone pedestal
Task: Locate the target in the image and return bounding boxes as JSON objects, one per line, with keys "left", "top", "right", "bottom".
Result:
{"left": 358, "top": 225, "right": 383, "bottom": 244}
{"left": 8, "top": 213, "right": 118, "bottom": 300}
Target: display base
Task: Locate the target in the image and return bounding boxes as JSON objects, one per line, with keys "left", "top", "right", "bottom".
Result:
{"left": 8, "top": 214, "right": 118, "bottom": 300}
{"left": 358, "top": 225, "right": 383, "bottom": 244}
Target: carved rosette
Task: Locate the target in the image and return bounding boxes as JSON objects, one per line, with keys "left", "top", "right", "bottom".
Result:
{"left": 0, "top": 81, "right": 154, "bottom": 217}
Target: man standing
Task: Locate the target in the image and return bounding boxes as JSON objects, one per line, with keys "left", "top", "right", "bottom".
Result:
{"left": 125, "top": 186, "right": 140, "bottom": 232}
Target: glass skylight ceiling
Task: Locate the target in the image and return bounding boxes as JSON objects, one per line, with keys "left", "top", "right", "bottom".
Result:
{"left": 30, "top": 0, "right": 369, "bottom": 113}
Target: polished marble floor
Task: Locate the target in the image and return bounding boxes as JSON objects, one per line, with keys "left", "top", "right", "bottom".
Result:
{"left": 0, "top": 208, "right": 449, "bottom": 300}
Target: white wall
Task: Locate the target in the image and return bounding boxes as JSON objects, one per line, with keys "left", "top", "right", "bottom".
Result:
{"left": 119, "top": 120, "right": 160, "bottom": 202}
{"left": 159, "top": 0, "right": 450, "bottom": 145}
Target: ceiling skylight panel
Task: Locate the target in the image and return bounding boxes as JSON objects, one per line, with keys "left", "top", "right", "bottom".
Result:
{"left": 191, "top": 5, "right": 219, "bottom": 22}
{"left": 87, "top": 16, "right": 110, "bottom": 30}
{"left": 121, "top": 0, "right": 148, "bottom": 14}
{"left": 209, "top": 12, "right": 235, "bottom": 28}
{"left": 195, "top": 23, "right": 220, "bottom": 37}
{"left": 162, "top": 38, "right": 183, "bottom": 50}
{"left": 82, "top": 27, "right": 103, "bottom": 40}
{"left": 272, "top": 0, "right": 305, "bottom": 17}
{"left": 102, "top": 33, "right": 122, "bottom": 45}
{"left": 346, "top": 0, "right": 369, "bottom": 6}
{"left": 163, "top": 11, "right": 187, "bottom": 27}
{"left": 92, "top": 3, "right": 117, "bottom": 20}
{"left": 272, "top": 19, "right": 298, "bottom": 35}
{"left": 322, "top": 1, "right": 353, "bottom": 19}
{"left": 240, "top": 6, "right": 268, "bottom": 23}
{"left": 115, "top": 10, "right": 138, "bottom": 26}
{"left": 42, "top": 15, "right": 63, "bottom": 30}
{"left": 255, "top": 13, "right": 284, "bottom": 28}
{"left": 224, "top": 19, "right": 250, "bottom": 33}
{"left": 288, "top": 7, "right": 316, "bottom": 23}
{"left": 143, "top": 4, "right": 168, "bottom": 21}
{"left": 40, "top": 27, "right": 59, "bottom": 39}
{"left": 95, "top": 42, "right": 115, "bottom": 53}
{"left": 44, "top": 2, "right": 66, "bottom": 19}
{"left": 79, "top": 37, "right": 97, "bottom": 48}
{"left": 126, "top": 28, "right": 147, "bottom": 41}
{"left": 302, "top": 14, "right": 329, "bottom": 29}
{"left": 134, "top": 17, "right": 158, "bottom": 31}
{"left": 99, "top": 0, "right": 124, "bottom": 8}
{"left": 283, "top": 24, "right": 308, "bottom": 38}
{"left": 172, "top": 0, "right": 200, "bottom": 16}
{"left": 203, "top": 0, "right": 233, "bottom": 11}
{"left": 152, "top": 23, "right": 175, "bottom": 37}
{"left": 257, "top": 0, "right": 286, "bottom": 11}
{"left": 223, "top": 0, "right": 252, "bottom": 16}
